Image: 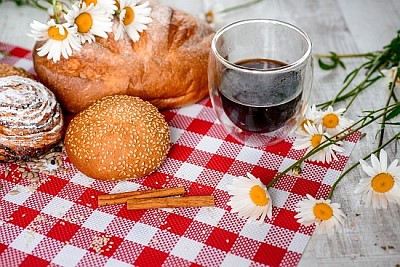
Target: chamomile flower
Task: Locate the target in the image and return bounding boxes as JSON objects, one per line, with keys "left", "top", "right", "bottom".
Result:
{"left": 295, "top": 194, "right": 346, "bottom": 237}
{"left": 299, "top": 104, "right": 320, "bottom": 133}
{"left": 292, "top": 122, "right": 344, "bottom": 164}
{"left": 203, "top": 2, "right": 227, "bottom": 30}
{"left": 315, "top": 106, "right": 353, "bottom": 136}
{"left": 115, "top": 0, "right": 152, "bottom": 42}
{"left": 29, "top": 19, "right": 82, "bottom": 63}
{"left": 354, "top": 149, "right": 400, "bottom": 209}
{"left": 227, "top": 173, "right": 272, "bottom": 222}
{"left": 65, "top": 2, "right": 113, "bottom": 43}
{"left": 81, "top": 0, "right": 117, "bottom": 16}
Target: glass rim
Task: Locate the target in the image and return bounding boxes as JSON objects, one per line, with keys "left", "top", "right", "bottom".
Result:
{"left": 211, "top": 19, "right": 313, "bottom": 73}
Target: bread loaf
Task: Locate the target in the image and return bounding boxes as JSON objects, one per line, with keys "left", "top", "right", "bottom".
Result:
{"left": 0, "top": 76, "right": 64, "bottom": 162}
{"left": 32, "top": 0, "right": 214, "bottom": 114}
{"left": 64, "top": 95, "right": 170, "bottom": 181}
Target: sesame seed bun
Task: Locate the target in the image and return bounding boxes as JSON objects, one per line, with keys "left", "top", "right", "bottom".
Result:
{"left": 64, "top": 95, "right": 171, "bottom": 181}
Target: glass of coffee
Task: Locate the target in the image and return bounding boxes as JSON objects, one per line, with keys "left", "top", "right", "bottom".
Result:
{"left": 208, "top": 19, "right": 313, "bottom": 147}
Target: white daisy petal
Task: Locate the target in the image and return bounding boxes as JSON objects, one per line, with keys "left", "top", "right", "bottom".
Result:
{"left": 379, "top": 149, "right": 388, "bottom": 172}
{"left": 126, "top": 26, "right": 140, "bottom": 41}
{"left": 370, "top": 154, "right": 381, "bottom": 172}
{"left": 387, "top": 159, "right": 400, "bottom": 175}
{"left": 293, "top": 140, "right": 313, "bottom": 150}
{"left": 226, "top": 173, "right": 272, "bottom": 222}
{"left": 360, "top": 159, "right": 378, "bottom": 177}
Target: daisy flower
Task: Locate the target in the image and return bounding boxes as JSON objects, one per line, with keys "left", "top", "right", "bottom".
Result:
{"left": 115, "top": 0, "right": 152, "bottom": 42}
{"left": 354, "top": 149, "right": 400, "bottom": 209}
{"left": 299, "top": 104, "right": 320, "bottom": 133}
{"left": 314, "top": 106, "right": 353, "bottom": 136}
{"left": 28, "top": 19, "right": 82, "bottom": 63}
{"left": 295, "top": 194, "right": 346, "bottom": 237}
{"left": 81, "top": 0, "right": 117, "bottom": 16}
{"left": 227, "top": 173, "right": 272, "bottom": 222}
{"left": 203, "top": 2, "right": 227, "bottom": 30}
{"left": 292, "top": 122, "right": 344, "bottom": 164}
{"left": 65, "top": 2, "right": 113, "bottom": 43}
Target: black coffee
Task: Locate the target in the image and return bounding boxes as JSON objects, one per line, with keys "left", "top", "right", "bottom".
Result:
{"left": 217, "top": 58, "right": 303, "bottom": 133}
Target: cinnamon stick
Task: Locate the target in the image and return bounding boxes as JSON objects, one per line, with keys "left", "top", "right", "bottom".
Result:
{"left": 98, "top": 187, "right": 185, "bottom": 206}
{"left": 127, "top": 196, "right": 215, "bottom": 210}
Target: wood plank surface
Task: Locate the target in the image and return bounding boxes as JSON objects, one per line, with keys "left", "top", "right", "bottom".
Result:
{"left": 0, "top": 0, "right": 399, "bottom": 266}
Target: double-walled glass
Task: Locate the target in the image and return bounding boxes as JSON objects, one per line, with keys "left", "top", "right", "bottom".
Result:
{"left": 208, "top": 19, "right": 313, "bottom": 147}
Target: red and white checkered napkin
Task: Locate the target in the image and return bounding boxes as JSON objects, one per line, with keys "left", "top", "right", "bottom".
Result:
{"left": 0, "top": 42, "right": 360, "bottom": 267}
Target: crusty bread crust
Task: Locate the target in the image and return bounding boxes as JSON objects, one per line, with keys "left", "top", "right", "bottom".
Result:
{"left": 32, "top": 1, "right": 214, "bottom": 114}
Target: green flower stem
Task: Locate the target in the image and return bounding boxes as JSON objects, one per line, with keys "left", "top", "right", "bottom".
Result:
{"left": 327, "top": 131, "right": 400, "bottom": 199}
{"left": 344, "top": 72, "right": 378, "bottom": 110}
{"left": 378, "top": 63, "right": 399, "bottom": 149}
{"left": 314, "top": 53, "right": 375, "bottom": 59}
{"left": 217, "top": 0, "right": 264, "bottom": 14}
{"left": 328, "top": 61, "right": 370, "bottom": 108}
{"left": 52, "top": 0, "right": 58, "bottom": 23}
{"left": 317, "top": 31, "right": 400, "bottom": 110}
{"left": 318, "top": 66, "right": 383, "bottom": 111}
{"left": 266, "top": 102, "right": 400, "bottom": 189}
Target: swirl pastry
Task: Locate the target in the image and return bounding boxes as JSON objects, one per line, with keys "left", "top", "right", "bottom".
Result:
{"left": 0, "top": 76, "right": 64, "bottom": 162}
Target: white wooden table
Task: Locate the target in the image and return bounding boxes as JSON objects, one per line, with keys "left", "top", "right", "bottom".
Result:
{"left": 1, "top": 0, "right": 399, "bottom": 266}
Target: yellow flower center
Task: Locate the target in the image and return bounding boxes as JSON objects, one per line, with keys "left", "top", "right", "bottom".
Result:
{"left": 301, "top": 119, "right": 313, "bottom": 132}
{"left": 313, "top": 203, "right": 333, "bottom": 221}
{"left": 48, "top": 26, "right": 68, "bottom": 41}
{"left": 205, "top": 10, "right": 215, "bottom": 24}
{"left": 323, "top": 113, "right": 339, "bottom": 129}
{"left": 75, "top": 12, "right": 93, "bottom": 33}
{"left": 82, "top": 0, "right": 97, "bottom": 6}
{"left": 123, "top": 7, "right": 135, "bottom": 25}
{"left": 249, "top": 185, "right": 268, "bottom": 206}
{"left": 311, "top": 134, "right": 322, "bottom": 148}
{"left": 371, "top": 173, "right": 395, "bottom": 193}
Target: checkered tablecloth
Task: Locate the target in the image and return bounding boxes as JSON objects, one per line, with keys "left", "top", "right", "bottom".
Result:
{"left": 0, "top": 42, "right": 360, "bottom": 267}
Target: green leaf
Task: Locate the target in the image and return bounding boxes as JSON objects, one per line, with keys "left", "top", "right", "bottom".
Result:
{"left": 338, "top": 59, "right": 346, "bottom": 69}
{"left": 386, "top": 106, "right": 400, "bottom": 121}
{"left": 318, "top": 58, "right": 337, "bottom": 70}
{"left": 317, "top": 51, "right": 346, "bottom": 70}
